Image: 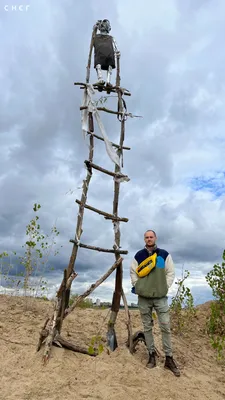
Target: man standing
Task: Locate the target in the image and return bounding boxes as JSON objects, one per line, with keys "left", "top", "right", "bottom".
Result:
{"left": 130, "top": 230, "right": 180, "bottom": 377}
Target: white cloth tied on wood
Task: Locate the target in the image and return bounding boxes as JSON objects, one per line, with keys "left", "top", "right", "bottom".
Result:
{"left": 113, "top": 221, "right": 120, "bottom": 234}
{"left": 81, "top": 84, "right": 120, "bottom": 167}
{"left": 74, "top": 234, "right": 80, "bottom": 246}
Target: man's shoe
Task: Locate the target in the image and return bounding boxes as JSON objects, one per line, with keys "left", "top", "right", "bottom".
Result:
{"left": 164, "top": 356, "right": 180, "bottom": 377}
{"left": 146, "top": 352, "right": 156, "bottom": 368}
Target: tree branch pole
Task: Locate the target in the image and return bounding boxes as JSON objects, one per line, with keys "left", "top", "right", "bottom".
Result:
{"left": 37, "top": 111, "right": 95, "bottom": 357}
{"left": 63, "top": 112, "right": 95, "bottom": 310}
{"left": 107, "top": 120, "right": 125, "bottom": 334}
{"left": 37, "top": 317, "right": 50, "bottom": 352}
{"left": 107, "top": 54, "right": 124, "bottom": 344}
{"left": 42, "top": 292, "right": 63, "bottom": 364}
{"left": 107, "top": 54, "right": 133, "bottom": 352}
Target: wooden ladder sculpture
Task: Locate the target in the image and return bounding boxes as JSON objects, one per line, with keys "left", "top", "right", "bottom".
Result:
{"left": 37, "top": 23, "right": 141, "bottom": 364}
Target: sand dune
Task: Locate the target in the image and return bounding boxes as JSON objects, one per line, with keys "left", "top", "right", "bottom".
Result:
{"left": 0, "top": 295, "right": 224, "bottom": 400}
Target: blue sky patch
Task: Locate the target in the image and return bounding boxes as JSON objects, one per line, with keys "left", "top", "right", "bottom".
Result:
{"left": 189, "top": 172, "right": 225, "bottom": 197}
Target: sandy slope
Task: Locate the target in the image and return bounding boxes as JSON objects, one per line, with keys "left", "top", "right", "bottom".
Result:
{"left": 0, "top": 295, "right": 225, "bottom": 400}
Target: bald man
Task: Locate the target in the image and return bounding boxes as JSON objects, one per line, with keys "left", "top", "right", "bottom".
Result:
{"left": 130, "top": 230, "right": 180, "bottom": 377}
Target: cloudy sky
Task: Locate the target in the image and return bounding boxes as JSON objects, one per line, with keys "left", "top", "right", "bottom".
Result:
{"left": 1, "top": 0, "right": 225, "bottom": 305}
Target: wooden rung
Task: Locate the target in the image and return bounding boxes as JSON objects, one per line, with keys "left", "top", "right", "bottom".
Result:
{"left": 74, "top": 82, "right": 131, "bottom": 96}
{"left": 80, "top": 106, "right": 141, "bottom": 118}
{"left": 87, "top": 131, "right": 131, "bottom": 151}
{"left": 69, "top": 240, "right": 128, "bottom": 254}
{"left": 80, "top": 105, "right": 130, "bottom": 117}
{"left": 84, "top": 160, "right": 130, "bottom": 181}
{"left": 76, "top": 200, "right": 129, "bottom": 222}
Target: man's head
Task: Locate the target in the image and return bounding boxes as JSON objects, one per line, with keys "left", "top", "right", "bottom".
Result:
{"left": 144, "top": 230, "right": 157, "bottom": 247}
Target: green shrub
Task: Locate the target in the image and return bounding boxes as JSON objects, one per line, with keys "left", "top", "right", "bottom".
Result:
{"left": 170, "top": 269, "right": 196, "bottom": 334}
{"left": 205, "top": 250, "right": 225, "bottom": 360}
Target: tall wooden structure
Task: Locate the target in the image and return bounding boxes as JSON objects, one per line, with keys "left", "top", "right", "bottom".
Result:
{"left": 37, "top": 23, "right": 139, "bottom": 363}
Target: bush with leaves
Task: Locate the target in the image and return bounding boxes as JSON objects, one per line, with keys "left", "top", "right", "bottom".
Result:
{"left": 205, "top": 250, "right": 225, "bottom": 360}
{"left": 170, "top": 269, "right": 196, "bottom": 334}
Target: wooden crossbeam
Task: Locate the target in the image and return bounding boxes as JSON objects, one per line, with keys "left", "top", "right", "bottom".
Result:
{"left": 87, "top": 131, "right": 131, "bottom": 150}
{"left": 84, "top": 160, "right": 130, "bottom": 181}
{"left": 74, "top": 82, "right": 131, "bottom": 96}
{"left": 75, "top": 200, "right": 128, "bottom": 222}
{"left": 69, "top": 240, "right": 128, "bottom": 254}
{"left": 80, "top": 106, "right": 141, "bottom": 118}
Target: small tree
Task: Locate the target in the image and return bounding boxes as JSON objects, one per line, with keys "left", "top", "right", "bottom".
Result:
{"left": 0, "top": 205, "right": 62, "bottom": 299}
{"left": 170, "top": 269, "right": 196, "bottom": 334}
{"left": 205, "top": 250, "right": 225, "bottom": 360}
{"left": 19, "top": 203, "right": 62, "bottom": 298}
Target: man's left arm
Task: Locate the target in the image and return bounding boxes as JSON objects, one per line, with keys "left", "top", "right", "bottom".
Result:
{"left": 165, "top": 253, "right": 175, "bottom": 288}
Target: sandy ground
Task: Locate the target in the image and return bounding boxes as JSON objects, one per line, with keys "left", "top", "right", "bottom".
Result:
{"left": 0, "top": 295, "right": 225, "bottom": 400}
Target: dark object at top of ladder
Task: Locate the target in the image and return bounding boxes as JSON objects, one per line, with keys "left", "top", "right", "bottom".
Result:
{"left": 74, "top": 82, "right": 131, "bottom": 96}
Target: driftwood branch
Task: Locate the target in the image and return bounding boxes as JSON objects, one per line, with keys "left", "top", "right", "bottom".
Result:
{"left": 37, "top": 317, "right": 50, "bottom": 352}
{"left": 86, "top": 131, "right": 131, "bottom": 150}
{"left": 69, "top": 240, "right": 128, "bottom": 254}
{"left": 66, "top": 272, "right": 78, "bottom": 289}
{"left": 116, "top": 54, "right": 121, "bottom": 88}
{"left": 64, "top": 257, "right": 123, "bottom": 317}
{"left": 54, "top": 335, "right": 97, "bottom": 357}
{"left": 42, "top": 298, "right": 61, "bottom": 364}
{"left": 56, "top": 271, "right": 77, "bottom": 297}
{"left": 74, "top": 82, "right": 131, "bottom": 96}
{"left": 84, "top": 160, "right": 130, "bottom": 181}
{"left": 107, "top": 57, "right": 127, "bottom": 349}
{"left": 75, "top": 200, "right": 128, "bottom": 222}
{"left": 57, "top": 270, "right": 67, "bottom": 334}
{"left": 62, "top": 113, "right": 95, "bottom": 306}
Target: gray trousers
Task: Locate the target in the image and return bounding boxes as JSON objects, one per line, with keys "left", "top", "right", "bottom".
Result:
{"left": 138, "top": 295, "right": 172, "bottom": 356}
